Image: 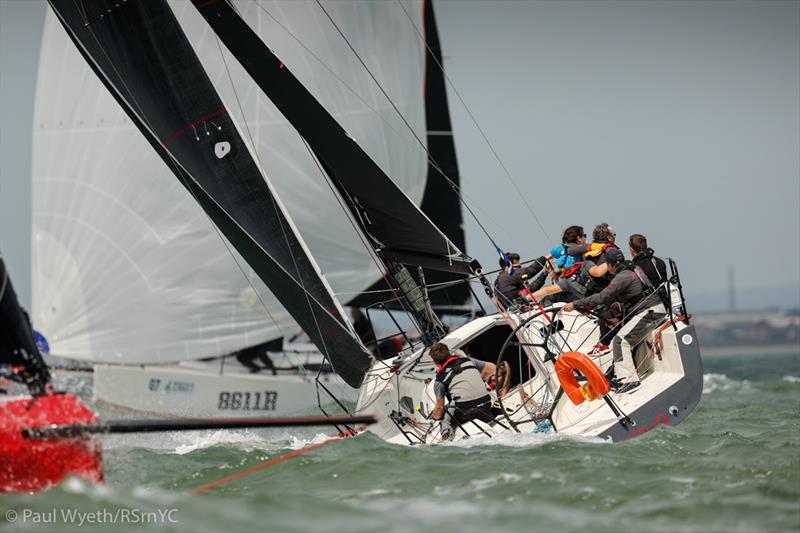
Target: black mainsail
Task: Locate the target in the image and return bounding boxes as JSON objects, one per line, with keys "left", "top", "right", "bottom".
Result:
{"left": 191, "top": 0, "right": 477, "bottom": 277}
{"left": 192, "top": 0, "right": 481, "bottom": 343}
{"left": 47, "top": 0, "right": 371, "bottom": 387}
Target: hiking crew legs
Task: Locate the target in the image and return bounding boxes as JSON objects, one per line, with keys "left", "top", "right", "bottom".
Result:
{"left": 611, "top": 304, "right": 666, "bottom": 383}
{"left": 440, "top": 395, "right": 493, "bottom": 437}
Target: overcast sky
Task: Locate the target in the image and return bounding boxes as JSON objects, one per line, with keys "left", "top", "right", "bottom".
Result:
{"left": 1, "top": 0, "right": 798, "bottom": 310}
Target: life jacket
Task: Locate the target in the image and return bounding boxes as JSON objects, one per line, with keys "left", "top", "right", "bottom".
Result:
{"left": 616, "top": 262, "right": 656, "bottom": 311}
{"left": 435, "top": 356, "right": 483, "bottom": 402}
{"left": 551, "top": 244, "right": 576, "bottom": 270}
{"left": 584, "top": 241, "right": 619, "bottom": 259}
{"left": 558, "top": 261, "right": 595, "bottom": 294}
{"left": 633, "top": 249, "right": 670, "bottom": 307}
{"left": 560, "top": 262, "right": 584, "bottom": 279}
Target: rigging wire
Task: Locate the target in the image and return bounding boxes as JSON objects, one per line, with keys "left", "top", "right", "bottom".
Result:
{"left": 312, "top": 0, "right": 505, "bottom": 251}
{"left": 252, "top": 0, "right": 521, "bottom": 260}
{"left": 396, "top": 0, "right": 552, "bottom": 243}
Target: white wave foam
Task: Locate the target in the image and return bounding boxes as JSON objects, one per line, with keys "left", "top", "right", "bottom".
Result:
{"left": 287, "top": 432, "right": 337, "bottom": 450}
{"left": 782, "top": 375, "right": 800, "bottom": 383}
{"left": 446, "top": 429, "right": 607, "bottom": 449}
{"left": 172, "top": 430, "right": 271, "bottom": 455}
{"left": 169, "top": 428, "right": 340, "bottom": 455}
{"left": 703, "top": 373, "right": 749, "bottom": 394}
{"left": 468, "top": 472, "right": 523, "bottom": 492}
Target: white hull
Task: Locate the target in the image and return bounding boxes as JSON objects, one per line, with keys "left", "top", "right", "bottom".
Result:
{"left": 356, "top": 306, "right": 703, "bottom": 444}
{"left": 93, "top": 358, "right": 357, "bottom": 418}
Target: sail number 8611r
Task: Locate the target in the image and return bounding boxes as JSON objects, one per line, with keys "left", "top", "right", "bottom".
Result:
{"left": 217, "top": 391, "right": 278, "bottom": 411}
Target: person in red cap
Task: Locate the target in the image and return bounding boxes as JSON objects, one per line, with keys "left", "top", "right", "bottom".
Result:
{"left": 562, "top": 247, "right": 666, "bottom": 394}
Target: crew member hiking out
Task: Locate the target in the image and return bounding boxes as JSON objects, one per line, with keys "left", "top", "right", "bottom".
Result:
{"left": 429, "top": 342, "right": 496, "bottom": 441}
{"left": 529, "top": 225, "right": 607, "bottom": 304}
{"left": 494, "top": 252, "right": 549, "bottom": 307}
{"left": 565, "top": 223, "right": 622, "bottom": 351}
{"left": 0, "top": 256, "right": 51, "bottom": 395}
{"left": 562, "top": 248, "right": 666, "bottom": 394}
{"left": 629, "top": 234, "right": 668, "bottom": 288}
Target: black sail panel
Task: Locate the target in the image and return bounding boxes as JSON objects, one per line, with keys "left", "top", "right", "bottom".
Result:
{"left": 348, "top": 0, "right": 470, "bottom": 313}
{"left": 191, "top": 0, "right": 477, "bottom": 275}
{"left": 417, "top": 0, "right": 471, "bottom": 308}
{"left": 47, "top": 0, "right": 371, "bottom": 387}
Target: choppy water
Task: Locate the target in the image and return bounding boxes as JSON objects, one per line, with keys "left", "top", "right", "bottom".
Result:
{"left": 2, "top": 350, "right": 799, "bottom": 532}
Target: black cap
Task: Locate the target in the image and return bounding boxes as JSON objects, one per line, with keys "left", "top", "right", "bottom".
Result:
{"left": 605, "top": 248, "right": 625, "bottom": 265}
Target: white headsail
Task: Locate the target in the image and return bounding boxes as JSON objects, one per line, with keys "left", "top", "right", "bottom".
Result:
{"left": 32, "top": 1, "right": 428, "bottom": 364}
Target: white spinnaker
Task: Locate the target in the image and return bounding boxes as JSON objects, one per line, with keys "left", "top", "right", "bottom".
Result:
{"left": 32, "top": 1, "right": 427, "bottom": 363}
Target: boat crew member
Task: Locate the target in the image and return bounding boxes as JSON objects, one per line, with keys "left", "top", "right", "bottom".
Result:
{"left": 529, "top": 225, "right": 606, "bottom": 304}
{"left": 0, "top": 256, "right": 51, "bottom": 395}
{"left": 234, "top": 339, "right": 278, "bottom": 375}
{"left": 567, "top": 223, "right": 622, "bottom": 351}
{"left": 629, "top": 234, "right": 668, "bottom": 288}
{"left": 429, "top": 342, "right": 496, "bottom": 440}
{"left": 579, "top": 222, "right": 619, "bottom": 264}
{"left": 494, "top": 252, "right": 549, "bottom": 307}
{"left": 562, "top": 248, "right": 666, "bottom": 394}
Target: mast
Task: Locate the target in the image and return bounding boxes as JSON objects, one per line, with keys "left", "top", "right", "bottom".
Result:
{"left": 418, "top": 0, "right": 471, "bottom": 311}
{"left": 47, "top": 0, "right": 371, "bottom": 387}
{"left": 348, "top": 0, "right": 471, "bottom": 315}
{"left": 192, "top": 0, "right": 481, "bottom": 344}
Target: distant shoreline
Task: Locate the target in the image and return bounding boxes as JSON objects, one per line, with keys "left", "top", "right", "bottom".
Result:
{"left": 701, "top": 343, "right": 799, "bottom": 356}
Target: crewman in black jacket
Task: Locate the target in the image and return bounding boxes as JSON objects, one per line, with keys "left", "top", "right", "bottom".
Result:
{"left": 628, "top": 234, "right": 668, "bottom": 288}
{"left": 563, "top": 248, "right": 666, "bottom": 393}
{"left": 494, "top": 252, "right": 549, "bottom": 307}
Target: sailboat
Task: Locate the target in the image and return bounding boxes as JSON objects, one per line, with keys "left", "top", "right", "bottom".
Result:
{"left": 33, "top": 0, "right": 470, "bottom": 417}
{"left": 44, "top": 0, "right": 703, "bottom": 444}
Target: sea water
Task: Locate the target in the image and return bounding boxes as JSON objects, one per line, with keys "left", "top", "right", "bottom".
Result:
{"left": 2, "top": 351, "right": 798, "bottom": 532}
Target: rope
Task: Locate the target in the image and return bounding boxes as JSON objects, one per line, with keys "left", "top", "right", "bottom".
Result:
{"left": 189, "top": 426, "right": 367, "bottom": 495}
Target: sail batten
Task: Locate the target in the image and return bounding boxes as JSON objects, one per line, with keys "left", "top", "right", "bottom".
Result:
{"left": 192, "top": 0, "right": 477, "bottom": 275}
{"left": 47, "top": 0, "right": 371, "bottom": 386}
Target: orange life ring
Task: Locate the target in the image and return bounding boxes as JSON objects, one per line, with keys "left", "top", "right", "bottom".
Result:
{"left": 555, "top": 351, "right": 611, "bottom": 405}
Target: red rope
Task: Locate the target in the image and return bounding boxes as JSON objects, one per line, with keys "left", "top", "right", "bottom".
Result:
{"left": 189, "top": 427, "right": 366, "bottom": 495}
{"left": 521, "top": 286, "right": 555, "bottom": 325}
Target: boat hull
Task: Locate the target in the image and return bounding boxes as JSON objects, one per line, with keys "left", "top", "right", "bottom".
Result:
{"left": 356, "top": 311, "right": 704, "bottom": 444}
{"left": 93, "top": 363, "right": 358, "bottom": 418}
{"left": 0, "top": 393, "right": 102, "bottom": 492}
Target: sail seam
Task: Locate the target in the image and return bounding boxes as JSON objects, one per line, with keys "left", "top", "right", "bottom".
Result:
{"left": 210, "top": 32, "right": 336, "bottom": 364}
{"left": 162, "top": 107, "right": 226, "bottom": 145}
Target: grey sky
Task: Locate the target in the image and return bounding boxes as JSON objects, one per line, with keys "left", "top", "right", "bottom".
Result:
{"left": 1, "top": 0, "right": 799, "bottom": 310}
